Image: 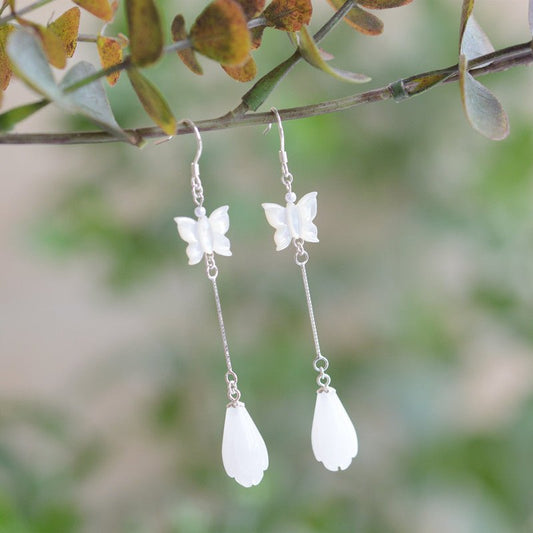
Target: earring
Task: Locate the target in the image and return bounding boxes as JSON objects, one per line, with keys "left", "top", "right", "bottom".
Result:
{"left": 173, "top": 120, "right": 268, "bottom": 487}
{"left": 262, "top": 109, "right": 358, "bottom": 472}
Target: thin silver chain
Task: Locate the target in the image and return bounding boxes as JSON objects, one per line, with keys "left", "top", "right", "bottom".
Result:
{"left": 180, "top": 119, "right": 241, "bottom": 405}
{"left": 295, "top": 239, "right": 331, "bottom": 390}
{"left": 205, "top": 253, "right": 241, "bottom": 404}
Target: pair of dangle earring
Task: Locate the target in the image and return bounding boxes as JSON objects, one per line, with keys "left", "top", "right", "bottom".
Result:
{"left": 174, "top": 120, "right": 268, "bottom": 488}
{"left": 262, "top": 108, "right": 358, "bottom": 472}
{"left": 173, "top": 114, "right": 358, "bottom": 488}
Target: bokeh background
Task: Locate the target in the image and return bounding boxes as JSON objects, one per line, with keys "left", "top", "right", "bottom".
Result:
{"left": 2, "top": 0, "right": 533, "bottom": 531}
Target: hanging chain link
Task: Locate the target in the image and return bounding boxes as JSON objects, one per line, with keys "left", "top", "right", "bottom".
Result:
{"left": 294, "top": 238, "right": 331, "bottom": 391}
{"left": 191, "top": 161, "right": 204, "bottom": 208}
{"left": 205, "top": 253, "right": 242, "bottom": 405}
{"left": 180, "top": 119, "right": 242, "bottom": 406}
{"left": 270, "top": 108, "right": 332, "bottom": 391}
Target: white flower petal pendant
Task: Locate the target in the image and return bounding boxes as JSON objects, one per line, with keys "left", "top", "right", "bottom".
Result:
{"left": 222, "top": 402, "right": 269, "bottom": 488}
{"left": 311, "top": 387, "right": 358, "bottom": 471}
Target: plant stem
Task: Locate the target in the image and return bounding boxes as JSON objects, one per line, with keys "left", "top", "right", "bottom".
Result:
{"left": 0, "top": 0, "right": 55, "bottom": 26}
{"left": 234, "top": 0, "right": 356, "bottom": 114}
{"left": 1, "top": 41, "right": 531, "bottom": 145}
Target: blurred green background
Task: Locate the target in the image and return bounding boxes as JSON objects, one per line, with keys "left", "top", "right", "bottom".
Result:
{"left": 2, "top": 0, "right": 533, "bottom": 531}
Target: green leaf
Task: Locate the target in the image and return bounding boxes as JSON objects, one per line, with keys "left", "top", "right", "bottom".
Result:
{"left": 0, "top": 99, "right": 48, "bottom": 131}
{"left": 457, "top": 4, "right": 508, "bottom": 140}
{"left": 262, "top": 0, "right": 312, "bottom": 31}
{"left": 125, "top": 0, "right": 163, "bottom": 66}
{"left": 16, "top": 19, "right": 67, "bottom": 68}
{"left": 460, "top": 15, "right": 494, "bottom": 61}
{"left": 61, "top": 61, "right": 140, "bottom": 144}
{"left": 72, "top": 0, "right": 114, "bottom": 21}
{"left": 48, "top": 7, "right": 81, "bottom": 58}
{"left": 8, "top": 29, "right": 137, "bottom": 143}
{"left": 296, "top": 25, "right": 370, "bottom": 83}
{"left": 190, "top": 0, "right": 251, "bottom": 66}
{"left": 325, "top": 0, "right": 383, "bottom": 35}
{"left": 127, "top": 68, "right": 176, "bottom": 136}
{"left": 171, "top": 14, "right": 203, "bottom": 75}
{"left": 459, "top": 55, "right": 509, "bottom": 140}
{"left": 7, "top": 28, "right": 62, "bottom": 99}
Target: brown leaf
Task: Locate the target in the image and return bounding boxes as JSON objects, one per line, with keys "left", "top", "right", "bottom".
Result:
{"left": 171, "top": 14, "right": 203, "bottom": 75}
{"left": 72, "top": 0, "right": 113, "bottom": 21}
{"left": 127, "top": 68, "right": 176, "bottom": 135}
{"left": 263, "top": 0, "right": 312, "bottom": 31}
{"left": 326, "top": 0, "right": 383, "bottom": 35}
{"left": 358, "top": 0, "right": 413, "bottom": 9}
{"left": 48, "top": 7, "right": 81, "bottom": 58}
{"left": 251, "top": 26, "right": 265, "bottom": 49}
{"left": 233, "top": 0, "right": 265, "bottom": 19}
{"left": 17, "top": 20, "right": 67, "bottom": 68}
{"left": 97, "top": 35, "right": 123, "bottom": 85}
{"left": 190, "top": 0, "right": 251, "bottom": 66}
{"left": 0, "top": 24, "right": 15, "bottom": 91}
{"left": 125, "top": 0, "right": 164, "bottom": 66}
{"left": 222, "top": 55, "right": 257, "bottom": 81}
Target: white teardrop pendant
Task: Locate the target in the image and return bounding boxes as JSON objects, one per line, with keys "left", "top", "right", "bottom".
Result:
{"left": 311, "top": 387, "right": 358, "bottom": 471}
{"left": 222, "top": 402, "right": 269, "bottom": 487}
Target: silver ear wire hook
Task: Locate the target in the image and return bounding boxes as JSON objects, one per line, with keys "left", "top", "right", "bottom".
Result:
{"left": 179, "top": 119, "right": 203, "bottom": 167}
{"left": 270, "top": 107, "right": 286, "bottom": 153}
{"left": 179, "top": 119, "right": 205, "bottom": 208}
{"left": 268, "top": 108, "right": 292, "bottom": 193}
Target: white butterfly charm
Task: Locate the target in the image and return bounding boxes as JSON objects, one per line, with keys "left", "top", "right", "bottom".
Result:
{"left": 174, "top": 205, "right": 231, "bottom": 265}
{"left": 262, "top": 192, "right": 319, "bottom": 251}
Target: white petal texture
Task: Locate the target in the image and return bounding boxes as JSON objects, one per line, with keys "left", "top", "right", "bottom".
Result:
{"left": 222, "top": 403, "right": 269, "bottom": 487}
{"left": 311, "top": 387, "right": 358, "bottom": 472}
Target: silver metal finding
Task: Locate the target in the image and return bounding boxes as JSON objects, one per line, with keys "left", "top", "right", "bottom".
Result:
{"left": 270, "top": 108, "right": 293, "bottom": 194}
{"left": 295, "top": 238, "right": 331, "bottom": 390}
{"left": 179, "top": 119, "right": 204, "bottom": 208}
{"left": 268, "top": 108, "right": 332, "bottom": 390}
{"left": 179, "top": 120, "right": 241, "bottom": 405}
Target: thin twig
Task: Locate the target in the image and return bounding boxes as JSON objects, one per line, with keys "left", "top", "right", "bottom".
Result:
{"left": 0, "top": 0, "right": 55, "bottom": 25}
{"left": 1, "top": 41, "right": 531, "bottom": 146}
{"left": 234, "top": 0, "right": 356, "bottom": 114}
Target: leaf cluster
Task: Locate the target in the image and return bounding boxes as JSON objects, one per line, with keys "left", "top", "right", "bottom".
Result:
{"left": 0, "top": 0, "right": 413, "bottom": 143}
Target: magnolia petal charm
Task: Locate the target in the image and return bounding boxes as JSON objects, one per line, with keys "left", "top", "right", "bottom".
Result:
{"left": 311, "top": 387, "right": 358, "bottom": 471}
{"left": 222, "top": 402, "right": 269, "bottom": 488}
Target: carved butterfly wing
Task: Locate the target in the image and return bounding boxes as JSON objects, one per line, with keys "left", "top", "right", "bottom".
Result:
{"left": 209, "top": 205, "right": 232, "bottom": 257}
{"left": 174, "top": 216, "right": 204, "bottom": 265}
{"left": 296, "top": 192, "right": 319, "bottom": 243}
{"left": 262, "top": 202, "right": 291, "bottom": 251}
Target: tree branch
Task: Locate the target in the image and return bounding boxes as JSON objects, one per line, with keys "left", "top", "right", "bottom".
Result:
{"left": 1, "top": 41, "right": 531, "bottom": 145}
